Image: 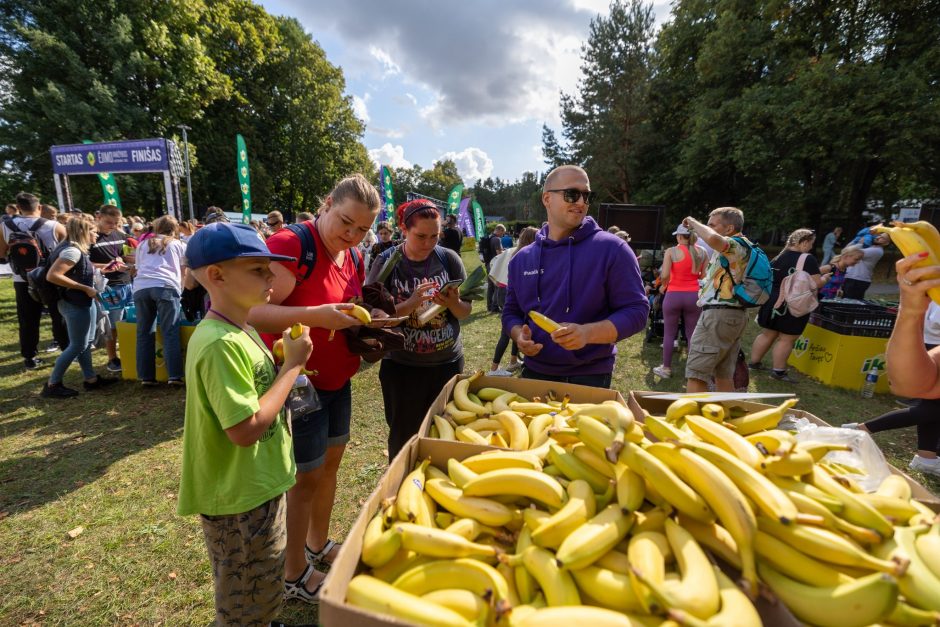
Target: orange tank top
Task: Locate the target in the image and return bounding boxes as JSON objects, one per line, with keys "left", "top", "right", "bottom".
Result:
{"left": 667, "top": 245, "right": 702, "bottom": 292}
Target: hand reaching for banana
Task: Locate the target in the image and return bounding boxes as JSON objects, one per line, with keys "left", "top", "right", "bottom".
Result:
{"left": 514, "top": 324, "right": 543, "bottom": 357}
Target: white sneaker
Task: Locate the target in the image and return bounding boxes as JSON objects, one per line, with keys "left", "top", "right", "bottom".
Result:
{"left": 840, "top": 423, "right": 860, "bottom": 430}
{"left": 486, "top": 369, "right": 513, "bottom": 377}
{"left": 652, "top": 366, "right": 672, "bottom": 378}
{"left": 909, "top": 455, "right": 940, "bottom": 477}
{"left": 673, "top": 340, "right": 680, "bottom": 349}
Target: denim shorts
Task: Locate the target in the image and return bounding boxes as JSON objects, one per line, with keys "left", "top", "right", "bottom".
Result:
{"left": 291, "top": 381, "right": 352, "bottom": 472}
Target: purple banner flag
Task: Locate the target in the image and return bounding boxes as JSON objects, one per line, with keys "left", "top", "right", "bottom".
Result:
{"left": 457, "top": 197, "right": 474, "bottom": 237}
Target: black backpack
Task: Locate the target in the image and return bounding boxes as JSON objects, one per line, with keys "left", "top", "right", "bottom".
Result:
{"left": 3, "top": 216, "right": 49, "bottom": 278}
{"left": 285, "top": 222, "right": 362, "bottom": 283}
{"left": 26, "top": 240, "right": 67, "bottom": 308}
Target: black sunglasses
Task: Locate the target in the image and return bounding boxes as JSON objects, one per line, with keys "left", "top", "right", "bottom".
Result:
{"left": 546, "top": 188, "right": 594, "bottom": 204}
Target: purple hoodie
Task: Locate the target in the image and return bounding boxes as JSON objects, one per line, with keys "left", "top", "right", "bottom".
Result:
{"left": 502, "top": 216, "right": 649, "bottom": 376}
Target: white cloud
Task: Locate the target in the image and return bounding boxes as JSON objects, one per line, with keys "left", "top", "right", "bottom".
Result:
{"left": 369, "top": 143, "right": 412, "bottom": 170}
{"left": 369, "top": 46, "right": 401, "bottom": 77}
{"left": 438, "top": 147, "right": 494, "bottom": 185}
{"left": 370, "top": 126, "right": 405, "bottom": 139}
{"left": 352, "top": 93, "right": 371, "bottom": 124}
{"left": 404, "top": 93, "right": 418, "bottom": 107}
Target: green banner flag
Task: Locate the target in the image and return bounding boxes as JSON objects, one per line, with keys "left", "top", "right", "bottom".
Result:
{"left": 236, "top": 134, "right": 251, "bottom": 224}
{"left": 446, "top": 183, "right": 464, "bottom": 216}
{"left": 380, "top": 165, "right": 396, "bottom": 229}
{"left": 83, "top": 140, "right": 121, "bottom": 208}
{"left": 472, "top": 199, "right": 485, "bottom": 240}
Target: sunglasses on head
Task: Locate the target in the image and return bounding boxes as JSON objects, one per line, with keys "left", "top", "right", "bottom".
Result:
{"left": 546, "top": 188, "right": 594, "bottom": 204}
{"left": 267, "top": 220, "right": 280, "bottom": 226}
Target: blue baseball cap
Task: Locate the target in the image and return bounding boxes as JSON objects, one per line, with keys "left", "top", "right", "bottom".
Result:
{"left": 186, "top": 222, "right": 295, "bottom": 269}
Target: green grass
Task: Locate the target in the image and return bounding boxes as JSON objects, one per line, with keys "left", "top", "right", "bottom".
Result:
{"left": 0, "top": 254, "right": 937, "bottom": 625}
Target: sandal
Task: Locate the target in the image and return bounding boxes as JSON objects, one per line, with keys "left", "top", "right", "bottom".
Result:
{"left": 283, "top": 563, "right": 323, "bottom": 604}
{"left": 305, "top": 538, "right": 340, "bottom": 571}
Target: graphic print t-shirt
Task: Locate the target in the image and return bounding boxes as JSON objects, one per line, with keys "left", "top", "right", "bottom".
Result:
{"left": 367, "top": 246, "right": 466, "bottom": 366}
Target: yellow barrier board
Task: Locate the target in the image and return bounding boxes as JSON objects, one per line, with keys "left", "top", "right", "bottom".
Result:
{"left": 788, "top": 322, "right": 890, "bottom": 393}
{"left": 116, "top": 321, "right": 197, "bottom": 382}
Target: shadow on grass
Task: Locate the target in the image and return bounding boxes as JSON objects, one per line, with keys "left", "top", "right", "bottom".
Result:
{"left": 0, "top": 373, "right": 185, "bottom": 515}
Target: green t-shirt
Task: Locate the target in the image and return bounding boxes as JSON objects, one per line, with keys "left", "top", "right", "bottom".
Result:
{"left": 177, "top": 319, "right": 296, "bottom": 516}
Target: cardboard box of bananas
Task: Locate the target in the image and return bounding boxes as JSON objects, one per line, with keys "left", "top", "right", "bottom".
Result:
{"left": 322, "top": 391, "right": 940, "bottom": 627}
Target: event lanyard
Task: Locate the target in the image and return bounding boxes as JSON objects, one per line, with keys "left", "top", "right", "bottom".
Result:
{"left": 207, "top": 309, "right": 277, "bottom": 371}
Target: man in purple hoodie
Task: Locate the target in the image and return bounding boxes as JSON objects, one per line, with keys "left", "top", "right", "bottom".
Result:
{"left": 502, "top": 165, "right": 649, "bottom": 387}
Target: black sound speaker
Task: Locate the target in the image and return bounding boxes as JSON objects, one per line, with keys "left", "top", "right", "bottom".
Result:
{"left": 597, "top": 204, "right": 666, "bottom": 250}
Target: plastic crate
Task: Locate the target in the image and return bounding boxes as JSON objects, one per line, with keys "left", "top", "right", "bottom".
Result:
{"left": 809, "top": 302, "right": 896, "bottom": 338}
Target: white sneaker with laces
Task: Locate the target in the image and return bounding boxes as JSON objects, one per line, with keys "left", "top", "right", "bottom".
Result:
{"left": 909, "top": 455, "right": 940, "bottom": 477}
{"left": 486, "top": 369, "right": 513, "bottom": 377}
{"left": 652, "top": 366, "right": 672, "bottom": 378}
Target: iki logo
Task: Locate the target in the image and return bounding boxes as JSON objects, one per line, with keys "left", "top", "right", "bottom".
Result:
{"left": 861, "top": 355, "right": 886, "bottom": 373}
{"left": 792, "top": 336, "right": 809, "bottom": 357}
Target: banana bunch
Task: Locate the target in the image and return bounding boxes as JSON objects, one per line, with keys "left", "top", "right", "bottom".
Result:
{"left": 349, "top": 393, "right": 940, "bottom": 627}
{"left": 428, "top": 374, "right": 640, "bottom": 459}
{"left": 871, "top": 221, "right": 940, "bottom": 304}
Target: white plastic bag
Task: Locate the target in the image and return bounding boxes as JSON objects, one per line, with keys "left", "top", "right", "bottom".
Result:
{"left": 792, "top": 425, "right": 891, "bottom": 492}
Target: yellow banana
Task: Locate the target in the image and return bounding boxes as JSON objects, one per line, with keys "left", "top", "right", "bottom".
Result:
{"left": 362, "top": 511, "right": 403, "bottom": 568}
{"left": 627, "top": 531, "right": 667, "bottom": 613}
{"left": 393, "top": 557, "right": 511, "bottom": 601}
{"left": 510, "top": 606, "right": 651, "bottom": 627}
{"left": 455, "top": 425, "right": 490, "bottom": 446}
{"left": 725, "top": 398, "right": 798, "bottom": 435}
{"left": 647, "top": 442, "right": 758, "bottom": 593}
{"left": 683, "top": 414, "right": 763, "bottom": 469}
{"left": 516, "top": 545, "right": 581, "bottom": 606}
{"left": 556, "top": 504, "right": 634, "bottom": 570}
{"left": 914, "top": 522, "right": 940, "bottom": 580}
{"left": 444, "top": 517, "right": 500, "bottom": 541}
{"left": 530, "top": 479, "right": 596, "bottom": 549}
{"left": 514, "top": 526, "right": 539, "bottom": 604}
{"left": 420, "top": 589, "right": 489, "bottom": 623}
{"left": 346, "top": 575, "right": 472, "bottom": 627}
{"left": 447, "top": 458, "right": 479, "bottom": 489}
{"left": 667, "top": 566, "right": 762, "bottom": 627}
{"left": 872, "top": 525, "right": 940, "bottom": 610}
{"left": 696, "top": 403, "right": 724, "bottom": 422}
{"left": 876, "top": 474, "right": 913, "bottom": 501}
{"left": 675, "top": 515, "right": 742, "bottom": 572}
{"left": 906, "top": 220, "right": 940, "bottom": 255}
{"left": 786, "top": 490, "right": 883, "bottom": 546}
{"left": 571, "top": 443, "right": 616, "bottom": 479}
{"left": 809, "top": 465, "right": 894, "bottom": 539}
{"left": 492, "top": 391, "right": 519, "bottom": 414}
{"left": 633, "top": 507, "right": 670, "bottom": 534}
{"left": 476, "top": 386, "right": 512, "bottom": 401}
{"left": 435, "top": 512, "right": 454, "bottom": 528}
{"left": 570, "top": 402, "right": 635, "bottom": 458}
{"left": 432, "top": 414, "right": 456, "bottom": 441}
{"left": 453, "top": 373, "right": 489, "bottom": 415}
{"left": 527, "top": 413, "right": 556, "bottom": 449}
{"left": 643, "top": 413, "right": 690, "bottom": 442}
{"left": 885, "top": 599, "right": 940, "bottom": 627}
{"left": 464, "top": 418, "right": 502, "bottom": 432}
{"left": 370, "top": 548, "right": 430, "bottom": 583}
{"left": 632, "top": 518, "right": 720, "bottom": 620}
{"left": 345, "top": 303, "right": 372, "bottom": 324}
{"left": 425, "top": 478, "right": 518, "bottom": 528}
{"left": 873, "top": 222, "right": 940, "bottom": 305}
{"left": 509, "top": 401, "right": 558, "bottom": 415}
{"left": 570, "top": 564, "right": 646, "bottom": 613}
{"left": 462, "top": 467, "right": 566, "bottom": 509}
{"left": 757, "top": 563, "right": 898, "bottom": 627}
{"left": 444, "top": 401, "right": 478, "bottom": 425}
{"left": 397, "top": 459, "right": 433, "bottom": 526}
{"left": 491, "top": 410, "right": 529, "bottom": 451}
{"left": 754, "top": 529, "right": 855, "bottom": 587}
{"left": 768, "top": 474, "right": 844, "bottom": 513}
{"left": 761, "top": 447, "right": 816, "bottom": 477}
{"left": 496, "top": 561, "right": 522, "bottom": 608}
{"left": 547, "top": 444, "right": 610, "bottom": 493}
{"left": 677, "top": 439, "right": 799, "bottom": 524}
{"left": 858, "top": 492, "right": 920, "bottom": 522}
{"left": 614, "top": 462, "right": 646, "bottom": 512}
{"left": 665, "top": 398, "right": 699, "bottom": 422}
{"left": 757, "top": 516, "right": 906, "bottom": 575}
{"left": 595, "top": 548, "right": 632, "bottom": 574}
{"left": 490, "top": 431, "right": 510, "bottom": 449}
{"left": 619, "top": 442, "right": 714, "bottom": 523}
{"left": 745, "top": 429, "right": 796, "bottom": 454}
{"left": 797, "top": 440, "right": 853, "bottom": 462}
{"left": 461, "top": 450, "right": 542, "bottom": 473}
{"left": 396, "top": 522, "right": 496, "bottom": 559}
{"left": 571, "top": 414, "right": 619, "bottom": 461}
{"left": 528, "top": 310, "right": 561, "bottom": 333}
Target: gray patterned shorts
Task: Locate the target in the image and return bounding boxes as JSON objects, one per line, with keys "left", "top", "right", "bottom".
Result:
{"left": 200, "top": 494, "right": 287, "bottom": 626}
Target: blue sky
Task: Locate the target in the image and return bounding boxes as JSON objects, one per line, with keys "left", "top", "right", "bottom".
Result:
{"left": 259, "top": 1, "right": 672, "bottom": 185}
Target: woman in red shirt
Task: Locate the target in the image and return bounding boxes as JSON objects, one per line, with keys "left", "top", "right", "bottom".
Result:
{"left": 248, "top": 174, "right": 381, "bottom": 603}
{"left": 653, "top": 224, "right": 706, "bottom": 378}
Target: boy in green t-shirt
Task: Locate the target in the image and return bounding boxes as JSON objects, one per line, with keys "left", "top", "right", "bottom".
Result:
{"left": 177, "top": 222, "right": 312, "bottom": 625}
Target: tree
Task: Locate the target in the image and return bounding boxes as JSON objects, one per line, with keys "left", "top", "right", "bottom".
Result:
{"left": 541, "top": 124, "right": 571, "bottom": 169}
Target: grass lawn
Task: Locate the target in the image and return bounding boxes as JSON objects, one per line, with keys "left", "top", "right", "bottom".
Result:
{"left": 0, "top": 253, "right": 936, "bottom": 626}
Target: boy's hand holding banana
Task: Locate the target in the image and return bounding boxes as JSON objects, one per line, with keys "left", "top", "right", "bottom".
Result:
{"left": 276, "top": 323, "right": 313, "bottom": 371}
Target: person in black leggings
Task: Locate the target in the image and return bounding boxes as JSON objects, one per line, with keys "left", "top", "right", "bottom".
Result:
{"left": 487, "top": 227, "right": 538, "bottom": 375}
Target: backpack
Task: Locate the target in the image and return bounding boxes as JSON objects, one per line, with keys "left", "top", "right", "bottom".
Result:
{"left": 285, "top": 222, "right": 362, "bottom": 284}
{"left": 718, "top": 236, "right": 772, "bottom": 307}
{"left": 3, "top": 216, "right": 49, "bottom": 278}
{"left": 26, "top": 240, "right": 68, "bottom": 308}
{"left": 773, "top": 253, "right": 819, "bottom": 318}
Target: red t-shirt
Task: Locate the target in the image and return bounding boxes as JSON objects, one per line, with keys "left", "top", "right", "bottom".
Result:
{"left": 261, "top": 222, "right": 363, "bottom": 391}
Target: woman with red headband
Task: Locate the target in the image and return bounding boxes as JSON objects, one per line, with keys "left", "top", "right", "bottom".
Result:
{"left": 366, "top": 199, "right": 471, "bottom": 457}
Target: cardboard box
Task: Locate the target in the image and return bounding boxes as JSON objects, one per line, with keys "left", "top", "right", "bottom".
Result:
{"left": 319, "top": 435, "right": 798, "bottom": 627}
{"left": 418, "top": 374, "right": 631, "bottom": 444}
{"left": 632, "top": 391, "right": 940, "bottom": 509}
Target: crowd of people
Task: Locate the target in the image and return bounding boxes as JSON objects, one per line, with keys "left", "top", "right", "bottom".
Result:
{"left": 4, "top": 164, "right": 938, "bottom": 626}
